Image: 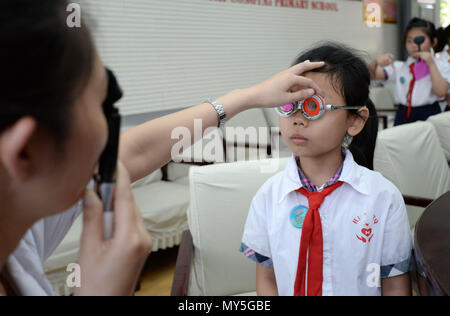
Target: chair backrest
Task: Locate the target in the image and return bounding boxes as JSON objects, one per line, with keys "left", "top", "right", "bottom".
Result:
{"left": 427, "top": 112, "right": 450, "bottom": 162}
{"left": 187, "top": 158, "right": 289, "bottom": 296}
{"left": 224, "top": 109, "right": 271, "bottom": 162}
{"left": 374, "top": 122, "right": 450, "bottom": 228}
{"left": 374, "top": 121, "right": 450, "bottom": 198}
{"left": 262, "top": 108, "right": 280, "bottom": 128}
{"left": 370, "top": 86, "right": 395, "bottom": 110}
{"left": 173, "top": 128, "right": 226, "bottom": 163}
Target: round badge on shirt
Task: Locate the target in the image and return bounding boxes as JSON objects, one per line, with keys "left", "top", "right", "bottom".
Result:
{"left": 290, "top": 205, "right": 309, "bottom": 229}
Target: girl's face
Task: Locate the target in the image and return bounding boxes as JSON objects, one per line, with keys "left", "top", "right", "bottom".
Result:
{"left": 279, "top": 72, "right": 363, "bottom": 159}
{"left": 406, "top": 28, "right": 434, "bottom": 57}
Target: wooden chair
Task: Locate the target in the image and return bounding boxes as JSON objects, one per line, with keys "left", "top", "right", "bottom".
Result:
{"left": 171, "top": 158, "right": 289, "bottom": 296}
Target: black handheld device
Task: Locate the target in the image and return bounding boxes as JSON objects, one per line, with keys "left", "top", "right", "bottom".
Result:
{"left": 96, "top": 68, "right": 123, "bottom": 240}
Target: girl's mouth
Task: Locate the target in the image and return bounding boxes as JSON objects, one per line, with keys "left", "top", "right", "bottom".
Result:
{"left": 290, "top": 135, "right": 308, "bottom": 144}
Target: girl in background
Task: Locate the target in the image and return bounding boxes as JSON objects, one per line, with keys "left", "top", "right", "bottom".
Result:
{"left": 370, "top": 18, "right": 449, "bottom": 125}
{"left": 435, "top": 25, "right": 450, "bottom": 111}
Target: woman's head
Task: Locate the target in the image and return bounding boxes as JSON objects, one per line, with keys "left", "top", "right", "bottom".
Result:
{"left": 0, "top": 1, "right": 109, "bottom": 221}
{"left": 404, "top": 18, "right": 437, "bottom": 57}
{"left": 279, "top": 42, "right": 378, "bottom": 169}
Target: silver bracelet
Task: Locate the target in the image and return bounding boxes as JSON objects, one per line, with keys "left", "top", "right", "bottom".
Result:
{"left": 205, "top": 98, "right": 227, "bottom": 128}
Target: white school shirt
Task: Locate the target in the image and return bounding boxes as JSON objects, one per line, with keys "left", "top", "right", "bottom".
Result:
{"left": 241, "top": 150, "right": 413, "bottom": 296}
{"left": 383, "top": 56, "right": 450, "bottom": 107}
{"left": 435, "top": 48, "right": 450, "bottom": 111}
{"left": 3, "top": 202, "right": 83, "bottom": 296}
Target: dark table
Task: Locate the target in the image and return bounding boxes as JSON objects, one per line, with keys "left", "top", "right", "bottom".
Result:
{"left": 414, "top": 191, "right": 450, "bottom": 296}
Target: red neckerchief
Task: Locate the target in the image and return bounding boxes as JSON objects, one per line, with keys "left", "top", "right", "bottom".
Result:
{"left": 406, "top": 63, "right": 416, "bottom": 121}
{"left": 294, "top": 181, "right": 344, "bottom": 296}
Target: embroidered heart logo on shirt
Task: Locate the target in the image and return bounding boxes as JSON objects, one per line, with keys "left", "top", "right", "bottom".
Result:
{"left": 362, "top": 228, "right": 372, "bottom": 237}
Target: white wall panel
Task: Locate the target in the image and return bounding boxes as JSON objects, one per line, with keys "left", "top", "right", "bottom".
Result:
{"left": 83, "top": 0, "right": 400, "bottom": 115}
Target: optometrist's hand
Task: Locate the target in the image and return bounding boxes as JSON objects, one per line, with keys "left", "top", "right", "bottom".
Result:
{"left": 375, "top": 54, "right": 394, "bottom": 68}
{"left": 75, "top": 163, "right": 152, "bottom": 296}
{"left": 245, "top": 60, "right": 326, "bottom": 108}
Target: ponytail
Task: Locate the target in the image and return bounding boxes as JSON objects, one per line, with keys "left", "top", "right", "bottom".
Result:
{"left": 435, "top": 27, "right": 447, "bottom": 53}
{"left": 349, "top": 99, "right": 378, "bottom": 170}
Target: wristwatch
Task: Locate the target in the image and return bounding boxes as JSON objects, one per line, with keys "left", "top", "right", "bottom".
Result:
{"left": 206, "top": 98, "right": 227, "bottom": 128}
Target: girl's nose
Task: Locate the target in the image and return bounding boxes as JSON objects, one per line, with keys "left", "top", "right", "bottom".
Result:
{"left": 292, "top": 111, "right": 308, "bottom": 127}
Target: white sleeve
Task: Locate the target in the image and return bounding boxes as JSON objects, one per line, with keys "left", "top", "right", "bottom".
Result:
{"left": 37, "top": 201, "right": 83, "bottom": 262}
{"left": 435, "top": 57, "right": 450, "bottom": 85}
{"left": 381, "top": 191, "right": 413, "bottom": 268}
{"left": 241, "top": 190, "right": 272, "bottom": 258}
{"left": 383, "top": 65, "right": 395, "bottom": 82}
{"left": 383, "top": 61, "right": 402, "bottom": 82}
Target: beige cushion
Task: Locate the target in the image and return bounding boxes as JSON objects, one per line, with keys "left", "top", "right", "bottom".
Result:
{"left": 374, "top": 121, "right": 450, "bottom": 229}
{"left": 427, "top": 112, "right": 450, "bottom": 162}
{"left": 187, "top": 158, "right": 289, "bottom": 296}
{"left": 43, "top": 216, "right": 83, "bottom": 274}
{"left": 44, "top": 177, "right": 190, "bottom": 295}
{"left": 370, "top": 86, "right": 395, "bottom": 110}
{"left": 131, "top": 168, "right": 163, "bottom": 188}
{"left": 166, "top": 162, "right": 192, "bottom": 182}
{"left": 133, "top": 180, "right": 190, "bottom": 251}
{"left": 233, "top": 291, "right": 257, "bottom": 296}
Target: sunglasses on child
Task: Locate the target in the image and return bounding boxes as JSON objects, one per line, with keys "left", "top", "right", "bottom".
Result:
{"left": 275, "top": 95, "right": 364, "bottom": 120}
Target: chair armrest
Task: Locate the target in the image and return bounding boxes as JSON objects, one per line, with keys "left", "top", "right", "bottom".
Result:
{"left": 161, "top": 161, "right": 216, "bottom": 183}
{"left": 161, "top": 164, "right": 169, "bottom": 182}
{"left": 173, "top": 161, "right": 215, "bottom": 166}
{"left": 403, "top": 195, "right": 434, "bottom": 208}
{"left": 376, "top": 109, "right": 397, "bottom": 112}
{"left": 225, "top": 139, "right": 272, "bottom": 157}
{"left": 377, "top": 115, "right": 388, "bottom": 129}
{"left": 171, "top": 230, "right": 194, "bottom": 296}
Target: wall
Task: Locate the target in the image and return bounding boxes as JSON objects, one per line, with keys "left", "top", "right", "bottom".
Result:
{"left": 82, "top": 0, "right": 401, "bottom": 127}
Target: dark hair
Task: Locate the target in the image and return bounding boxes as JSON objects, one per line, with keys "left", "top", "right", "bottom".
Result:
{"left": 404, "top": 17, "right": 437, "bottom": 45}
{"left": 292, "top": 42, "right": 378, "bottom": 170}
{"left": 435, "top": 25, "right": 450, "bottom": 53}
{"left": 0, "top": 0, "right": 95, "bottom": 141}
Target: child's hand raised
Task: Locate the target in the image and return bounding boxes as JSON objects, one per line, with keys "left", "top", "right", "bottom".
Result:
{"left": 375, "top": 54, "right": 394, "bottom": 67}
{"left": 412, "top": 51, "right": 433, "bottom": 64}
{"left": 247, "top": 61, "right": 325, "bottom": 108}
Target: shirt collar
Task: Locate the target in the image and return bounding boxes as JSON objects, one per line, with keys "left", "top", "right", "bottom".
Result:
{"left": 406, "top": 56, "right": 416, "bottom": 66}
{"left": 278, "top": 149, "right": 370, "bottom": 203}
{"left": 296, "top": 149, "right": 345, "bottom": 192}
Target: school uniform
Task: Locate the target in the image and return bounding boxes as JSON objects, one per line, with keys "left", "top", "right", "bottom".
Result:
{"left": 240, "top": 149, "right": 413, "bottom": 296}
{"left": 435, "top": 48, "right": 450, "bottom": 111}
{"left": 383, "top": 56, "right": 450, "bottom": 125}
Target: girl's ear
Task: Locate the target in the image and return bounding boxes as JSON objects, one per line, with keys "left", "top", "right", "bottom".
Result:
{"left": 347, "top": 107, "right": 369, "bottom": 137}
{"left": 0, "top": 117, "right": 37, "bottom": 182}
{"left": 433, "top": 37, "right": 438, "bottom": 48}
